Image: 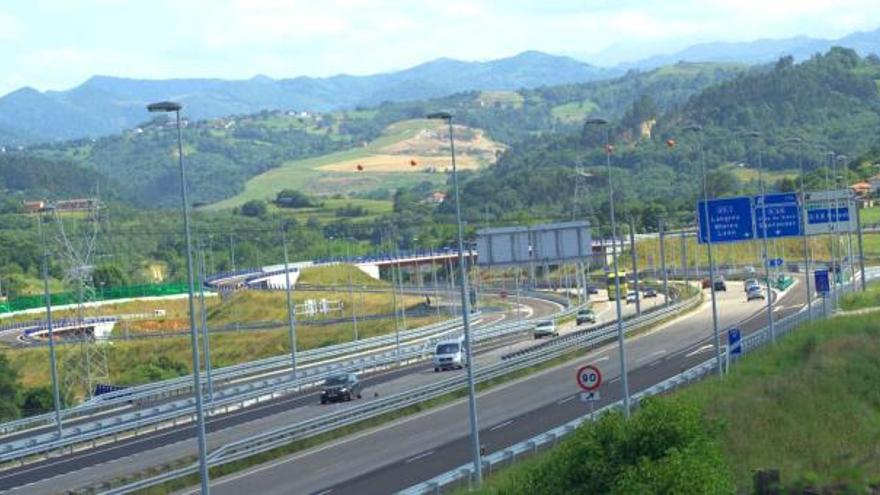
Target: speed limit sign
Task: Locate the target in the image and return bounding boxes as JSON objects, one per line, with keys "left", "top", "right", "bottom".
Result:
{"left": 576, "top": 365, "right": 602, "bottom": 391}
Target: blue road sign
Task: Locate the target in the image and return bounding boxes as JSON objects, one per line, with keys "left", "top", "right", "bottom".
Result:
{"left": 767, "top": 258, "right": 784, "bottom": 268}
{"left": 807, "top": 206, "right": 851, "bottom": 225}
{"left": 697, "top": 196, "right": 754, "bottom": 244}
{"left": 728, "top": 328, "right": 742, "bottom": 357}
{"left": 754, "top": 193, "right": 802, "bottom": 239}
{"left": 814, "top": 269, "right": 830, "bottom": 294}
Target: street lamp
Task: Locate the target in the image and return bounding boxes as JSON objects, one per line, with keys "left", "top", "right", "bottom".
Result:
{"left": 744, "top": 130, "right": 775, "bottom": 343}
{"left": 585, "top": 117, "right": 631, "bottom": 418}
{"left": 785, "top": 137, "right": 813, "bottom": 320}
{"left": 147, "top": 101, "right": 211, "bottom": 494}
{"left": 426, "top": 111, "right": 483, "bottom": 483}
{"left": 837, "top": 155, "right": 857, "bottom": 290}
{"left": 684, "top": 124, "right": 723, "bottom": 376}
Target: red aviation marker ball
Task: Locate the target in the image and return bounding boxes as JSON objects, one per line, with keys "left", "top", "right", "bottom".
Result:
{"left": 356, "top": 164, "right": 364, "bottom": 171}
{"left": 576, "top": 365, "right": 602, "bottom": 391}
{"left": 666, "top": 138, "right": 677, "bottom": 148}
{"left": 410, "top": 159, "right": 418, "bottom": 166}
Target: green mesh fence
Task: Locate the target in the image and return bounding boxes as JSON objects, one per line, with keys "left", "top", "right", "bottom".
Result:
{"left": 0, "top": 283, "right": 189, "bottom": 314}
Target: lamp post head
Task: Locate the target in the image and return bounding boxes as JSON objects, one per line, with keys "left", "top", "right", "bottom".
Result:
{"left": 426, "top": 111, "right": 452, "bottom": 121}
{"left": 743, "top": 130, "right": 761, "bottom": 139}
{"left": 682, "top": 124, "right": 702, "bottom": 133}
{"left": 785, "top": 136, "right": 802, "bottom": 144}
{"left": 585, "top": 117, "right": 608, "bottom": 126}
{"left": 147, "top": 101, "right": 183, "bottom": 113}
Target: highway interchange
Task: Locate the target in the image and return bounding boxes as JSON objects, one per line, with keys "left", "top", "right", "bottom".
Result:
{"left": 204, "top": 280, "right": 802, "bottom": 495}
{"left": 0, "top": 278, "right": 805, "bottom": 494}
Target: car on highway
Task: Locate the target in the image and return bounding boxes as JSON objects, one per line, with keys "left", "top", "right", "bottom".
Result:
{"left": 643, "top": 287, "right": 658, "bottom": 298}
{"left": 586, "top": 285, "right": 599, "bottom": 295}
{"left": 625, "top": 291, "right": 638, "bottom": 304}
{"left": 576, "top": 308, "right": 596, "bottom": 325}
{"left": 533, "top": 320, "right": 559, "bottom": 338}
{"left": 701, "top": 278, "right": 711, "bottom": 289}
{"left": 320, "top": 373, "right": 363, "bottom": 404}
{"left": 433, "top": 336, "right": 467, "bottom": 371}
{"left": 713, "top": 277, "right": 727, "bottom": 291}
{"left": 746, "top": 285, "right": 766, "bottom": 301}
{"left": 744, "top": 278, "right": 760, "bottom": 293}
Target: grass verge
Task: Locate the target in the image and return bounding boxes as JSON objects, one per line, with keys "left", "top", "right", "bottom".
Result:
{"left": 470, "top": 313, "right": 880, "bottom": 493}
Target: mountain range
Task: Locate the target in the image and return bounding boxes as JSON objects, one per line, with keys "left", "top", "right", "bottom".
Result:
{"left": 0, "top": 51, "right": 612, "bottom": 144}
{"left": 612, "top": 27, "right": 880, "bottom": 70}
{"left": 2, "top": 26, "right": 880, "bottom": 145}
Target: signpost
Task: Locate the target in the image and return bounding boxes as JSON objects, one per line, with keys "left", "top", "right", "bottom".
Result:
{"left": 815, "top": 269, "right": 830, "bottom": 318}
{"left": 814, "top": 269, "right": 830, "bottom": 294}
{"left": 754, "top": 193, "right": 802, "bottom": 239}
{"left": 767, "top": 258, "right": 784, "bottom": 268}
{"left": 576, "top": 364, "right": 602, "bottom": 414}
{"left": 728, "top": 328, "right": 742, "bottom": 357}
{"left": 803, "top": 190, "right": 857, "bottom": 236}
{"left": 697, "top": 197, "right": 754, "bottom": 244}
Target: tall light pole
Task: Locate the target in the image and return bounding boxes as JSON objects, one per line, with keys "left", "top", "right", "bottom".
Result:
{"left": 280, "top": 224, "right": 298, "bottom": 378}
{"left": 37, "top": 209, "right": 63, "bottom": 437}
{"left": 746, "top": 130, "right": 775, "bottom": 343}
{"left": 837, "top": 155, "right": 856, "bottom": 290}
{"left": 147, "top": 101, "right": 210, "bottom": 494}
{"left": 427, "top": 111, "right": 483, "bottom": 482}
{"left": 684, "top": 124, "right": 723, "bottom": 376}
{"left": 786, "top": 137, "right": 812, "bottom": 320}
{"left": 586, "top": 117, "right": 630, "bottom": 417}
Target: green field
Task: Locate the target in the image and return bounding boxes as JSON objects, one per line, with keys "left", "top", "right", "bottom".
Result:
{"left": 551, "top": 99, "right": 598, "bottom": 123}
{"left": 268, "top": 197, "right": 393, "bottom": 225}
{"left": 478, "top": 91, "right": 524, "bottom": 108}
{"left": 208, "top": 119, "right": 499, "bottom": 210}
{"left": 720, "top": 162, "right": 799, "bottom": 183}
{"left": 474, "top": 313, "right": 880, "bottom": 493}
{"left": 860, "top": 206, "right": 880, "bottom": 226}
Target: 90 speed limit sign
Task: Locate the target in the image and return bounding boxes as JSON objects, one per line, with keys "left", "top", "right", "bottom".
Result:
{"left": 576, "top": 365, "right": 602, "bottom": 391}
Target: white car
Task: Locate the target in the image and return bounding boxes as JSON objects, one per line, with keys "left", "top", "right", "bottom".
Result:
{"left": 533, "top": 320, "right": 558, "bottom": 339}
{"left": 746, "top": 286, "right": 766, "bottom": 301}
{"left": 625, "top": 291, "right": 638, "bottom": 304}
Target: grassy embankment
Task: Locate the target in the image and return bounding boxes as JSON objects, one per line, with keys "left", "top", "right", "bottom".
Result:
{"left": 472, "top": 313, "right": 880, "bottom": 493}
{"left": 2, "top": 265, "right": 441, "bottom": 394}
{"left": 208, "top": 119, "right": 504, "bottom": 210}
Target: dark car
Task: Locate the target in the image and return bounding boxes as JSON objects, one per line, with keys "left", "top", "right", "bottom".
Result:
{"left": 320, "top": 373, "right": 362, "bottom": 404}
{"left": 713, "top": 277, "right": 727, "bottom": 291}
{"left": 586, "top": 285, "right": 599, "bottom": 295}
{"left": 643, "top": 287, "right": 658, "bottom": 298}
{"left": 576, "top": 308, "right": 596, "bottom": 325}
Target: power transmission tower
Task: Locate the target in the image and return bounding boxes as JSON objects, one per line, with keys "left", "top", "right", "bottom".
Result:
{"left": 52, "top": 195, "right": 110, "bottom": 400}
{"left": 572, "top": 164, "right": 596, "bottom": 222}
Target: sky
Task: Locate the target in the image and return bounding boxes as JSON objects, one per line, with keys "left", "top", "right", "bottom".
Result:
{"left": 2, "top": 0, "right": 880, "bottom": 96}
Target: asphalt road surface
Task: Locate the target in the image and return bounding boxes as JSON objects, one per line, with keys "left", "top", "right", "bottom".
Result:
{"left": 199, "top": 281, "right": 803, "bottom": 495}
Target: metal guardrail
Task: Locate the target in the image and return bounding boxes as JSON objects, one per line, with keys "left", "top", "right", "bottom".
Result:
{"left": 0, "top": 311, "right": 568, "bottom": 466}
{"left": 400, "top": 277, "right": 869, "bottom": 494}
{"left": 98, "top": 295, "right": 697, "bottom": 494}
{"left": 0, "top": 315, "right": 475, "bottom": 438}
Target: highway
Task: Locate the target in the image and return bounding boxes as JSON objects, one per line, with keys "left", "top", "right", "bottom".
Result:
{"left": 201, "top": 280, "right": 804, "bottom": 495}
{"left": 0, "top": 292, "right": 607, "bottom": 494}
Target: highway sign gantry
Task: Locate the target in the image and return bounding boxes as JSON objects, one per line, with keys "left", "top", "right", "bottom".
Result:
{"left": 754, "top": 193, "right": 802, "bottom": 239}
{"left": 697, "top": 196, "right": 754, "bottom": 244}
{"left": 576, "top": 364, "right": 602, "bottom": 391}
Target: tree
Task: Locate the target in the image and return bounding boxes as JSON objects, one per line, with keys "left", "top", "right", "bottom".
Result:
{"left": 92, "top": 263, "right": 129, "bottom": 288}
{"left": 19, "top": 386, "right": 59, "bottom": 417}
{"left": 275, "top": 189, "right": 317, "bottom": 208}
{"left": 240, "top": 199, "right": 267, "bottom": 218}
{"left": 0, "top": 355, "right": 21, "bottom": 421}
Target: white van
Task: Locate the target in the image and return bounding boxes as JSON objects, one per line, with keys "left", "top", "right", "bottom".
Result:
{"left": 433, "top": 336, "right": 467, "bottom": 372}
